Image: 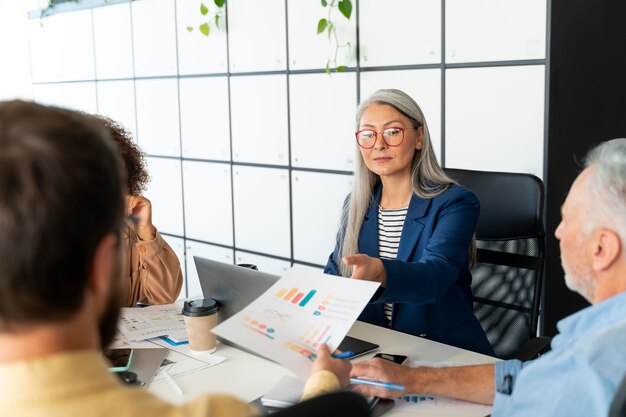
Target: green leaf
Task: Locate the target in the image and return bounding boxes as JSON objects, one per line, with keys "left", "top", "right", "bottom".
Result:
{"left": 200, "top": 2, "right": 209, "bottom": 15}
{"left": 215, "top": 14, "right": 220, "bottom": 30}
{"left": 321, "top": 0, "right": 327, "bottom": 6}
{"left": 338, "top": 0, "right": 352, "bottom": 19}
{"left": 325, "top": 60, "right": 331, "bottom": 75}
{"left": 199, "top": 22, "right": 210, "bottom": 36}
{"left": 317, "top": 18, "right": 327, "bottom": 34}
{"left": 186, "top": 26, "right": 194, "bottom": 32}
{"left": 336, "top": 65, "right": 347, "bottom": 72}
{"left": 214, "top": 0, "right": 225, "bottom": 7}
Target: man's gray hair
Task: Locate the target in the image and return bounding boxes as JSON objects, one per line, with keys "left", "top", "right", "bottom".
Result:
{"left": 584, "top": 138, "right": 626, "bottom": 245}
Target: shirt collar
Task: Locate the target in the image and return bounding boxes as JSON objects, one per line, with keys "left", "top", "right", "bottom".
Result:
{"left": 556, "top": 291, "right": 626, "bottom": 340}
{"left": 0, "top": 350, "right": 119, "bottom": 400}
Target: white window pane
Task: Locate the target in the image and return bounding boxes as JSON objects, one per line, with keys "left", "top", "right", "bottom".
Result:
{"left": 96, "top": 80, "right": 137, "bottom": 140}
{"left": 29, "top": 10, "right": 95, "bottom": 82}
{"left": 132, "top": 0, "right": 178, "bottom": 77}
{"left": 185, "top": 241, "right": 233, "bottom": 298}
{"left": 228, "top": 0, "right": 286, "bottom": 72}
{"left": 231, "top": 75, "right": 288, "bottom": 165}
{"left": 445, "top": 65, "right": 545, "bottom": 178}
{"left": 292, "top": 171, "right": 353, "bottom": 266}
{"left": 446, "top": 0, "right": 547, "bottom": 63}
{"left": 289, "top": 73, "right": 357, "bottom": 170}
{"left": 360, "top": 69, "right": 442, "bottom": 162}
{"left": 93, "top": 3, "right": 134, "bottom": 79}
{"left": 233, "top": 166, "right": 290, "bottom": 257}
{"left": 145, "top": 157, "right": 184, "bottom": 235}
{"left": 359, "top": 0, "right": 440, "bottom": 66}
{"left": 183, "top": 161, "right": 233, "bottom": 245}
{"left": 293, "top": 263, "right": 324, "bottom": 274}
{"left": 162, "top": 235, "right": 187, "bottom": 299}
{"left": 179, "top": 77, "right": 230, "bottom": 160}
{"left": 235, "top": 251, "right": 290, "bottom": 277}
{"left": 33, "top": 82, "right": 97, "bottom": 114}
{"left": 176, "top": 0, "right": 228, "bottom": 74}
{"left": 287, "top": 0, "right": 357, "bottom": 70}
{"left": 135, "top": 78, "right": 180, "bottom": 157}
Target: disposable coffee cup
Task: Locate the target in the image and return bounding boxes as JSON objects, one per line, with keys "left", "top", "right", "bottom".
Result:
{"left": 182, "top": 298, "right": 219, "bottom": 353}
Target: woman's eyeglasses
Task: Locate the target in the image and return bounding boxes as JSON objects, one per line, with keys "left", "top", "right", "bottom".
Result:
{"left": 355, "top": 127, "right": 415, "bottom": 149}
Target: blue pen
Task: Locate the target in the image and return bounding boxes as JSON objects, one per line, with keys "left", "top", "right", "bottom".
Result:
{"left": 331, "top": 351, "right": 355, "bottom": 359}
{"left": 350, "top": 377, "right": 405, "bottom": 391}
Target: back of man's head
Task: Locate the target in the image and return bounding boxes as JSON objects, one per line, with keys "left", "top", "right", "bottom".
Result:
{"left": 0, "top": 101, "right": 125, "bottom": 331}
{"left": 584, "top": 138, "right": 626, "bottom": 250}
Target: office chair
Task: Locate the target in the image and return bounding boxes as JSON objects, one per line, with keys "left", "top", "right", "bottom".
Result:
{"left": 610, "top": 371, "right": 626, "bottom": 417}
{"left": 444, "top": 168, "right": 550, "bottom": 359}
{"left": 270, "top": 391, "right": 370, "bottom": 417}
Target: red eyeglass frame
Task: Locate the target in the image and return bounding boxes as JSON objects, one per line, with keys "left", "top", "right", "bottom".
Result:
{"left": 354, "top": 127, "right": 408, "bottom": 149}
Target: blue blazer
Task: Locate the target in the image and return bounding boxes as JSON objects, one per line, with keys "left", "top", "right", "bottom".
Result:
{"left": 325, "top": 184, "right": 494, "bottom": 356}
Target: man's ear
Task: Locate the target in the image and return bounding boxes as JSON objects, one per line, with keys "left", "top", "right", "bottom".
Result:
{"left": 591, "top": 229, "right": 621, "bottom": 272}
{"left": 88, "top": 234, "right": 119, "bottom": 300}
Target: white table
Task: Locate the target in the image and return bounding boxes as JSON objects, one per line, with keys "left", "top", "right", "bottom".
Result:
{"left": 149, "top": 320, "right": 497, "bottom": 416}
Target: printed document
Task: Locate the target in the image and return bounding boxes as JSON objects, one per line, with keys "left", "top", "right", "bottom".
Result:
{"left": 212, "top": 265, "right": 379, "bottom": 379}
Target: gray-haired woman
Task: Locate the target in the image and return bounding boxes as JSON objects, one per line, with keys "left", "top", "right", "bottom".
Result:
{"left": 325, "top": 89, "right": 493, "bottom": 355}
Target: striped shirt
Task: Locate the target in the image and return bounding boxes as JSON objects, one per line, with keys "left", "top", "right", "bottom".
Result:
{"left": 378, "top": 205, "right": 408, "bottom": 328}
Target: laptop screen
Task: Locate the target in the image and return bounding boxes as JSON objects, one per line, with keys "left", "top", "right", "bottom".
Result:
{"left": 194, "top": 256, "right": 279, "bottom": 322}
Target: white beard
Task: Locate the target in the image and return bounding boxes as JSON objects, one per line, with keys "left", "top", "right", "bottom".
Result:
{"left": 564, "top": 271, "right": 595, "bottom": 302}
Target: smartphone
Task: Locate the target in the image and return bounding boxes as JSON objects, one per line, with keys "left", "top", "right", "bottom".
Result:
{"left": 102, "top": 348, "right": 134, "bottom": 372}
{"left": 367, "top": 353, "right": 409, "bottom": 416}
{"left": 373, "top": 352, "right": 408, "bottom": 365}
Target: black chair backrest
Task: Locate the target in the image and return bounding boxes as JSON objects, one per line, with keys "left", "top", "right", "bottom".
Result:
{"left": 445, "top": 168, "right": 545, "bottom": 358}
{"left": 610, "top": 372, "right": 626, "bottom": 417}
{"left": 271, "top": 391, "right": 370, "bottom": 417}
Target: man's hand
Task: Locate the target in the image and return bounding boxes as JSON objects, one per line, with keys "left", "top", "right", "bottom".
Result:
{"left": 343, "top": 254, "right": 387, "bottom": 286}
{"left": 310, "top": 344, "right": 352, "bottom": 387}
{"left": 350, "top": 358, "right": 410, "bottom": 398}
{"left": 126, "top": 195, "right": 156, "bottom": 241}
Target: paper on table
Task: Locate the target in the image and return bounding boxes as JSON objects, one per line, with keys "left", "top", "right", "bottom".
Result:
{"left": 394, "top": 360, "right": 492, "bottom": 415}
{"left": 212, "top": 265, "right": 380, "bottom": 379}
{"left": 108, "top": 331, "right": 158, "bottom": 349}
{"left": 117, "top": 304, "right": 187, "bottom": 342}
{"left": 152, "top": 349, "right": 224, "bottom": 382}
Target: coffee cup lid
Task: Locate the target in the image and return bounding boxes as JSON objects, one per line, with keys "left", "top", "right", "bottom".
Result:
{"left": 182, "top": 298, "right": 219, "bottom": 317}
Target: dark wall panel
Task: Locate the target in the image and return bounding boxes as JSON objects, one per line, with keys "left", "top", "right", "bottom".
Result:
{"left": 545, "top": 0, "right": 626, "bottom": 335}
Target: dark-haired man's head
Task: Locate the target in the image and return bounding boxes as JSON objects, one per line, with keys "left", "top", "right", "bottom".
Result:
{"left": 0, "top": 100, "right": 126, "bottom": 349}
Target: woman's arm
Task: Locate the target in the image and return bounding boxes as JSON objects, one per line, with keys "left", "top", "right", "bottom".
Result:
{"left": 349, "top": 188, "right": 479, "bottom": 304}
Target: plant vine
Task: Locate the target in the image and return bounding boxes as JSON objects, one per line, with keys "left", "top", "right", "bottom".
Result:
{"left": 186, "top": 0, "right": 225, "bottom": 37}
{"left": 317, "top": 0, "right": 353, "bottom": 74}
{"left": 40, "top": 0, "right": 354, "bottom": 73}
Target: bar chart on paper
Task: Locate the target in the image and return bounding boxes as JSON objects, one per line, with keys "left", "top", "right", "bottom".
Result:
{"left": 211, "top": 265, "right": 380, "bottom": 378}
{"left": 275, "top": 287, "right": 317, "bottom": 307}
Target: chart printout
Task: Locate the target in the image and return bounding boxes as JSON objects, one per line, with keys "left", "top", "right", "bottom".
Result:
{"left": 211, "top": 265, "right": 380, "bottom": 379}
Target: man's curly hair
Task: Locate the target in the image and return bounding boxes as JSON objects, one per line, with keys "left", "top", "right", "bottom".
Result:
{"left": 94, "top": 116, "right": 149, "bottom": 196}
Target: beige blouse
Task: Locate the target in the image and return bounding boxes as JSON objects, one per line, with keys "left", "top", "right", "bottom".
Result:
{"left": 121, "top": 226, "right": 183, "bottom": 307}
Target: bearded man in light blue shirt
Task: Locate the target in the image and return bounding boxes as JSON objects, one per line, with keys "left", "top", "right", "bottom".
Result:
{"left": 351, "top": 138, "right": 626, "bottom": 417}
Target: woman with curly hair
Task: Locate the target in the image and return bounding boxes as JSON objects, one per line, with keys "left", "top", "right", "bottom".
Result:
{"left": 96, "top": 116, "right": 183, "bottom": 307}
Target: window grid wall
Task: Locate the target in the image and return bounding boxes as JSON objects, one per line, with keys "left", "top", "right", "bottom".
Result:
{"left": 28, "top": 0, "right": 550, "bottom": 298}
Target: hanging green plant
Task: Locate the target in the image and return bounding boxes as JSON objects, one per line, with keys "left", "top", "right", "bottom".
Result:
{"left": 186, "top": 0, "right": 226, "bottom": 37}
{"left": 40, "top": 0, "right": 355, "bottom": 72}
{"left": 317, "top": 0, "right": 353, "bottom": 74}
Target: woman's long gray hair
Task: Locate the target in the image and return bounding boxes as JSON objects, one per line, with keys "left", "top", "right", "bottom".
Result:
{"left": 338, "top": 89, "right": 455, "bottom": 277}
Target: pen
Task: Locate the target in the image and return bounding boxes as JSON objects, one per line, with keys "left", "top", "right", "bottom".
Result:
{"left": 350, "top": 377, "right": 405, "bottom": 391}
{"left": 163, "top": 369, "right": 184, "bottom": 395}
{"left": 331, "top": 351, "right": 355, "bottom": 359}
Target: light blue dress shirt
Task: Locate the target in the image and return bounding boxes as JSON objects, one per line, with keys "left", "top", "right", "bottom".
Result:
{"left": 492, "top": 291, "right": 626, "bottom": 416}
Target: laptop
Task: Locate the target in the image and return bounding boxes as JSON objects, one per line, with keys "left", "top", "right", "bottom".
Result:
{"left": 193, "top": 256, "right": 379, "bottom": 357}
